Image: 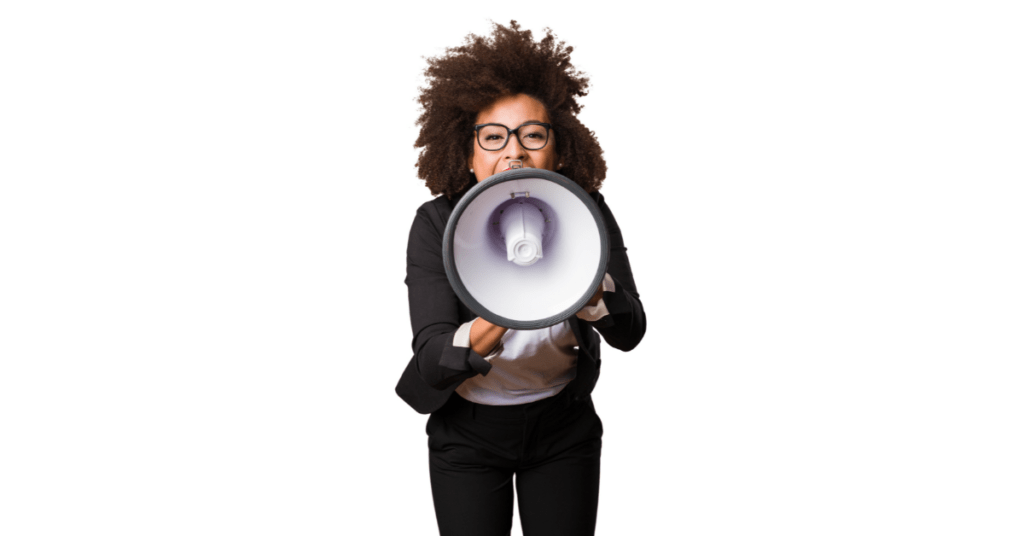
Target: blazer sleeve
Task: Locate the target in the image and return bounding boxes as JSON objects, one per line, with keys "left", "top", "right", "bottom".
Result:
{"left": 406, "top": 201, "right": 492, "bottom": 390}
{"left": 580, "top": 192, "right": 647, "bottom": 351}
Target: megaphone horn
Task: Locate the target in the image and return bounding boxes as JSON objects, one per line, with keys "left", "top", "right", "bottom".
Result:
{"left": 443, "top": 168, "right": 610, "bottom": 330}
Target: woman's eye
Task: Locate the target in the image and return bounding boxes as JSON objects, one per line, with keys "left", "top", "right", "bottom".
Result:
{"left": 485, "top": 134, "right": 505, "bottom": 141}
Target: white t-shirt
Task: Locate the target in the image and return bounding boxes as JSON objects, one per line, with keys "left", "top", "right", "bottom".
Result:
{"left": 453, "top": 273, "right": 615, "bottom": 405}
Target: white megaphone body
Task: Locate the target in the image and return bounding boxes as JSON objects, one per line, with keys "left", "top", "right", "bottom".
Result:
{"left": 442, "top": 167, "right": 610, "bottom": 330}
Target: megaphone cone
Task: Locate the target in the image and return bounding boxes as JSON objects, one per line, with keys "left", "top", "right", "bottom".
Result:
{"left": 443, "top": 168, "right": 610, "bottom": 330}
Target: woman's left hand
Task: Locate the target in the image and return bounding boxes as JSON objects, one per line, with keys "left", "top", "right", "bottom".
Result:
{"left": 585, "top": 284, "right": 604, "bottom": 307}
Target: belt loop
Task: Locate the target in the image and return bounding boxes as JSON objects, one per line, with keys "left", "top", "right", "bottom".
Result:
{"left": 471, "top": 400, "right": 477, "bottom": 420}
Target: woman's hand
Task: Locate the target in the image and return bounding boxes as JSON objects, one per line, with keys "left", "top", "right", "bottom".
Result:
{"left": 469, "top": 318, "right": 508, "bottom": 356}
{"left": 585, "top": 284, "right": 604, "bottom": 308}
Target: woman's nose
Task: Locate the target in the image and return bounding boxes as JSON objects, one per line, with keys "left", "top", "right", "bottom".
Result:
{"left": 503, "top": 134, "right": 527, "bottom": 159}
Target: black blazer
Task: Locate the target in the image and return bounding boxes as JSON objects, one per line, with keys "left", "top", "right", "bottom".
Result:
{"left": 396, "top": 190, "right": 646, "bottom": 414}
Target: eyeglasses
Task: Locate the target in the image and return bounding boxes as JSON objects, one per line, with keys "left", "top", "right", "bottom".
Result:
{"left": 473, "top": 122, "right": 553, "bottom": 151}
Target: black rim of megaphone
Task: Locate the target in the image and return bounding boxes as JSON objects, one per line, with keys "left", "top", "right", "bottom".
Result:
{"left": 442, "top": 168, "right": 610, "bottom": 330}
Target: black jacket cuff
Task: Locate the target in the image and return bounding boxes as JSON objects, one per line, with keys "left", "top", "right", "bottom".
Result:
{"left": 439, "top": 333, "right": 493, "bottom": 377}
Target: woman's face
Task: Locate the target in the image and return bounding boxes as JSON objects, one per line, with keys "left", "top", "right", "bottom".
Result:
{"left": 470, "top": 94, "right": 560, "bottom": 183}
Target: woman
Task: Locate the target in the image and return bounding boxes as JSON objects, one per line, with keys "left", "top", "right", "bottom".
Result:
{"left": 395, "top": 22, "right": 646, "bottom": 536}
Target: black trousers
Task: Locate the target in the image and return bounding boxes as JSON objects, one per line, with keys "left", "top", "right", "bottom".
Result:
{"left": 426, "top": 388, "right": 603, "bottom": 536}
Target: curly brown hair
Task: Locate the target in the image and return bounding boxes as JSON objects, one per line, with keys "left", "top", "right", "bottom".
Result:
{"left": 414, "top": 21, "right": 607, "bottom": 198}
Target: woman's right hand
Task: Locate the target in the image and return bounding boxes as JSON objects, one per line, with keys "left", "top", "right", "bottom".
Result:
{"left": 469, "top": 318, "right": 508, "bottom": 357}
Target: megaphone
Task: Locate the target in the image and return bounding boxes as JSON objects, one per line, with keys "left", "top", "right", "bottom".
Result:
{"left": 443, "top": 167, "right": 610, "bottom": 330}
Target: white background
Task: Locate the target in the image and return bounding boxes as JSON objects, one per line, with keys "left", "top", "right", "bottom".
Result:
{"left": 2, "top": 1, "right": 1022, "bottom": 535}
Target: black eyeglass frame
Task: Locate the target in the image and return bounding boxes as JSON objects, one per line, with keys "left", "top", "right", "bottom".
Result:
{"left": 473, "top": 122, "right": 553, "bottom": 152}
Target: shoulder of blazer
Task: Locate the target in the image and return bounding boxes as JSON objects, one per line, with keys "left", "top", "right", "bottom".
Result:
{"left": 419, "top": 192, "right": 466, "bottom": 227}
